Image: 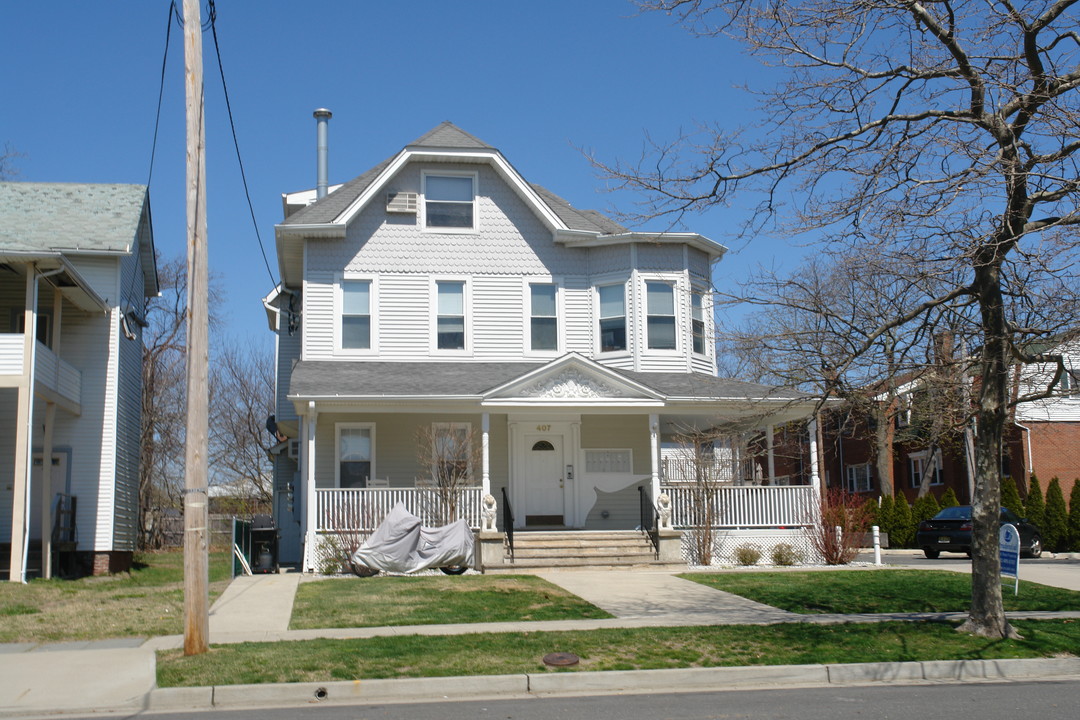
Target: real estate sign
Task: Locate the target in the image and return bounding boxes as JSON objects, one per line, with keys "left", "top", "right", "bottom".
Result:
{"left": 1000, "top": 523, "right": 1020, "bottom": 596}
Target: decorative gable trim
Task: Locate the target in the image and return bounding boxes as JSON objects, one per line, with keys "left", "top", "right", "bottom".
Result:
{"left": 483, "top": 353, "right": 664, "bottom": 407}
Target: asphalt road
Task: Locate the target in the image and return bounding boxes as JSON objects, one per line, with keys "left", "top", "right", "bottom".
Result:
{"left": 57, "top": 679, "right": 1079, "bottom": 720}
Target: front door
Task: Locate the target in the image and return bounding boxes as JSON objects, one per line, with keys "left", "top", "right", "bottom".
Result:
{"left": 524, "top": 434, "right": 564, "bottom": 526}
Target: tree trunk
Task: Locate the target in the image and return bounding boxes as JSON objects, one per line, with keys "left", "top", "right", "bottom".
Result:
{"left": 958, "top": 262, "right": 1017, "bottom": 639}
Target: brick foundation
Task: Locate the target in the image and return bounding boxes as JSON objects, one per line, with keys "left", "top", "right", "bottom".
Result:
{"left": 89, "top": 551, "right": 133, "bottom": 576}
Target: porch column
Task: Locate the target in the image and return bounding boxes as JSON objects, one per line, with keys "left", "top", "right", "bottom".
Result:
{"left": 649, "top": 414, "right": 660, "bottom": 501}
{"left": 766, "top": 424, "right": 776, "bottom": 484}
{"left": 808, "top": 417, "right": 821, "bottom": 503}
{"left": 481, "top": 412, "right": 490, "bottom": 497}
{"left": 8, "top": 268, "right": 38, "bottom": 583}
{"left": 303, "top": 401, "right": 318, "bottom": 572}
{"left": 39, "top": 402, "right": 56, "bottom": 579}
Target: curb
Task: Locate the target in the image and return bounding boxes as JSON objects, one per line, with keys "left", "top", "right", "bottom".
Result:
{"left": 147, "top": 657, "right": 1080, "bottom": 712}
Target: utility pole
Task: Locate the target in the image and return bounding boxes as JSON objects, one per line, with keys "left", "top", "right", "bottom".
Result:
{"left": 182, "top": 0, "right": 209, "bottom": 656}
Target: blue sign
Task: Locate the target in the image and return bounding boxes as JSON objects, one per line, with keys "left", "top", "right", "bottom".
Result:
{"left": 1000, "top": 523, "right": 1020, "bottom": 595}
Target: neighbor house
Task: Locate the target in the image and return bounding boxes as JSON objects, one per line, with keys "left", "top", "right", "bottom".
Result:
{"left": 0, "top": 182, "right": 158, "bottom": 580}
{"left": 264, "top": 120, "right": 821, "bottom": 571}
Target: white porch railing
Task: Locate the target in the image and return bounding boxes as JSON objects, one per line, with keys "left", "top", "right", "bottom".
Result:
{"left": 0, "top": 335, "right": 81, "bottom": 407}
{"left": 316, "top": 486, "right": 484, "bottom": 533}
{"left": 662, "top": 484, "right": 816, "bottom": 528}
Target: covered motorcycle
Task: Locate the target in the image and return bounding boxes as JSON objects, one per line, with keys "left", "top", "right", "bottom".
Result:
{"left": 350, "top": 503, "right": 474, "bottom": 574}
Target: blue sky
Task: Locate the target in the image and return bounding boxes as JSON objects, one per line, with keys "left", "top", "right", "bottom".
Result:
{"left": 2, "top": 1, "right": 795, "bottom": 350}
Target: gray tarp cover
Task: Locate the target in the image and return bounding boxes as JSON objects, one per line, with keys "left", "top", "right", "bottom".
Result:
{"left": 350, "top": 503, "right": 475, "bottom": 573}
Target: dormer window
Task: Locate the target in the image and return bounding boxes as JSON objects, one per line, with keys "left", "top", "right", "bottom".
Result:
{"left": 423, "top": 173, "right": 476, "bottom": 230}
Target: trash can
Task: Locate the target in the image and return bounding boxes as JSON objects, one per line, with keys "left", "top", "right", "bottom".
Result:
{"left": 250, "top": 514, "right": 279, "bottom": 573}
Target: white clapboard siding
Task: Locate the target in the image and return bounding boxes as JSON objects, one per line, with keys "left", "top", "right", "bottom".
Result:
{"left": 377, "top": 274, "right": 429, "bottom": 356}
{"left": 472, "top": 275, "right": 526, "bottom": 358}
{"left": 302, "top": 273, "right": 336, "bottom": 359}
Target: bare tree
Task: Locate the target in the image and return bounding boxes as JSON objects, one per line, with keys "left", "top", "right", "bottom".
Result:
{"left": 140, "top": 258, "right": 189, "bottom": 547}
{"left": 139, "top": 256, "right": 222, "bottom": 547}
{"left": 209, "top": 341, "right": 275, "bottom": 512}
{"left": 602, "top": 0, "right": 1080, "bottom": 638}
{"left": 416, "top": 423, "right": 482, "bottom": 526}
{"left": 667, "top": 428, "right": 745, "bottom": 564}
{"left": 0, "top": 143, "right": 22, "bottom": 180}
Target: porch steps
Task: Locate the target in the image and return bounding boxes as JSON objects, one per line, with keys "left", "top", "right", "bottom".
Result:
{"left": 486, "top": 530, "right": 683, "bottom": 572}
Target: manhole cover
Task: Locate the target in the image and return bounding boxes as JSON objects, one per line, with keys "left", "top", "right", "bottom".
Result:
{"left": 543, "top": 652, "right": 580, "bottom": 667}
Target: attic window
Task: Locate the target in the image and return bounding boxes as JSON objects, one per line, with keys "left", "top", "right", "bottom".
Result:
{"left": 424, "top": 173, "right": 475, "bottom": 230}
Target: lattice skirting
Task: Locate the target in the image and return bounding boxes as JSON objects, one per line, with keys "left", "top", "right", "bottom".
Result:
{"left": 680, "top": 528, "right": 824, "bottom": 566}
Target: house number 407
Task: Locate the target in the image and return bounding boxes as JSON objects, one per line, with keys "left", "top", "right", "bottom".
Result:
{"left": 536, "top": 424, "right": 551, "bottom": 431}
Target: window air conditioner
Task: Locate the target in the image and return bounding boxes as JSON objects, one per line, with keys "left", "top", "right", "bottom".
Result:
{"left": 386, "top": 191, "right": 418, "bottom": 214}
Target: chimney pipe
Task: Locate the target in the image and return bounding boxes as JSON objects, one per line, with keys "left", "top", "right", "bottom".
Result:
{"left": 313, "top": 108, "right": 332, "bottom": 200}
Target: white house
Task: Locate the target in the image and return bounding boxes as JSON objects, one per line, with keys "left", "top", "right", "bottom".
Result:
{"left": 0, "top": 182, "right": 157, "bottom": 580}
{"left": 265, "top": 121, "right": 820, "bottom": 570}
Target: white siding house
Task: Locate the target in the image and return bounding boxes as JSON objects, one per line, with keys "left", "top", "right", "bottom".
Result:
{"left": 265, "top": 122, "right": 819, "bottom": 570}
{"left": 0, "top": 182, "right": 157, "bottom": 580}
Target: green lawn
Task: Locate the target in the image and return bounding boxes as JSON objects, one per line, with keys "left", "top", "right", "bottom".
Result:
{"left": 681, "top": 570, "right": 1080, "bottom": 614}
{"left": 0, "top": 550, "right": 231, "bottom": 643}
{"left": 157, "top": 619, "right": 1080, "bottom": 687}
{"left": 290, "top": 575, "right": 612, "bottom": 629}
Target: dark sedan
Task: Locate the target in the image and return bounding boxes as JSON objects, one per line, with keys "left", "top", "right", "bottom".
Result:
{"left": 915, "top": 505, "right": 1042, "bottom": 559}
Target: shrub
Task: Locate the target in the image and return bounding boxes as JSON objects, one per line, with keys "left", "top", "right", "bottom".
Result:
{"left": 734, "top": 544, "right": 762, "bottom": 566}
{"left": 891, "top": 494, "right": 915, "bottom": 548}
{"left": 912, "top": 492, "right": 941, "bottom": 526}
{"left": 1001, "top": 476, "right": 1025, "bottom": 519}
{"left": 877, "top": 494, "right": 895, "bottom": 544}
{"left": 770, "top": 543, "right": 802, "bottom": 566}
{"left": 808, "top": 488, "right": 872, "bottom": 565}
{"left": 939, "top": 487, "right": 960, "bottom": 508}
{"left": 861, "top": 498, "right": 879, "bottom": 527}
{"left": 1044, "top": 477, "right": 1069, "bottom": 552}
{"left": 1025, "top": 474, "right": 1046, "bottom": 530}
{"left": 1068, "top": 480, "right": 1080, "bottom": 552}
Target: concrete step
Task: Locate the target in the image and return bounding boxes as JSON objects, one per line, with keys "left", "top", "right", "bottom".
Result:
{"left": 491, "top": 530, "right": 671, "bottom": 571}
{"left": 485, "top": 556, "right": 684, "bottom": 573}
{"left": 513, "top": 545, "right": 655, "bottom": 559}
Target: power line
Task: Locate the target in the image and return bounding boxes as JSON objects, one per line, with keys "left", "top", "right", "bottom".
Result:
{"left": 207, "top": 0, "right": 278, "bottom": 288}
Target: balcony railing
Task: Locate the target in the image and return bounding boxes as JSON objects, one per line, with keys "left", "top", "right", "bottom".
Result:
{"left": 661, "top": 484, "right": 816, "bottom": 529}
{"left": 0, "top": 334, "right": 81, "bottom": 407}
{"left": 316, "top": 486, "right": 484, "bottom": 533}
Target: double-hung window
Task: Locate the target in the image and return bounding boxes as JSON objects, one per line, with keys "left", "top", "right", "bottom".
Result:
{"left": 337, "top": 424, "right": 374, "bottom": 488}
{"left": 598, "top": 284, "right": 627, "bottom": 352}
{"left": 424, "top": 173, "right": 475, "bottom": 230}
{"left": 340, "top": 279, "right": 372, "bottom": 350}
{"left": 909, "top": 452, "right": 943, "bottom": 488}
{"left": 529, "top": 283, "right": 558, "bottom": 352}
{"left": 845, "top": 463, "right": 873, "bottom": 493}
{"left": 691, "top": 289, "right": 707, "bottom": 355}
{"left": 436, "top": 280, "right": 466, "bottom": 350}
{"left": 646, "top": 281, "right": 677, "bottom": 350}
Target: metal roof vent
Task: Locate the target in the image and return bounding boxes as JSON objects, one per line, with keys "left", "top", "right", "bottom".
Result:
{"left": 386, "top": 191, "right": 418, "bottom": 214}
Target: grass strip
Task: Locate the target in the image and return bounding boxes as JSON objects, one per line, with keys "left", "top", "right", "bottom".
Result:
{"left": 681, "top": 570, "right": 1080, "bottom": 614}
{"left": 0, "top": 550, "right": 231, "bottom": 643}
{"left": 157, "top": 619, "right": 1080, "bottom": 687}
{"left": 290, "top": 575, "right": 612, "bottom": 629}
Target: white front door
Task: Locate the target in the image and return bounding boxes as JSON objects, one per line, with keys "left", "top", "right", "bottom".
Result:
{"left": 524, "top": 434, "right": 564, "bottom": 525}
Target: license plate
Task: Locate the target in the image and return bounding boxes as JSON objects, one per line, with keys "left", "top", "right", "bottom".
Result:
{"left": 938, "top": 536, "right": 951, "bottom": 543}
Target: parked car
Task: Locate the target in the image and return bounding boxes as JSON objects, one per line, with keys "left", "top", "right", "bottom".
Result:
{"left": 915, "top": 505, "right": 1042, "bottom": 559}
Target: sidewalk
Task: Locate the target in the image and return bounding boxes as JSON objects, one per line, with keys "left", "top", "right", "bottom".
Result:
{"left": 4, "top": 559, "right": 1080, "bottom": 717}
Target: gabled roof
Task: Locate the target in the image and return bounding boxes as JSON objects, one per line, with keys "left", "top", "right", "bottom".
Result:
{"left": 274, "top": 122, "right": 725, "bottom": 288}
{"left": 0, "top": 181, "right": 159, "bottom": 297}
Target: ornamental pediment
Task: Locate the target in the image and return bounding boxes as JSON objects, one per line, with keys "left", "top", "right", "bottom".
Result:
{"left": 483, "top": 355, "right": 661, "bottom": 402}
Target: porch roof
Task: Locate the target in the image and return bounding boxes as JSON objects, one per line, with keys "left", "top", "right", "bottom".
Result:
{"left": 288, "top": 360, "right": 810, "bottom": 404}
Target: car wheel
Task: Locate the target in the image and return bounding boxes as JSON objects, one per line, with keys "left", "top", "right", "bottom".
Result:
{"left": 923, "top": 548, "right": 940, "bottom": 559}
{"left": 1024, "top": 535, "right": 1042, "bottom": 559}
{"left": 440, "top": 565, "right": 468, "bottom": 575}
